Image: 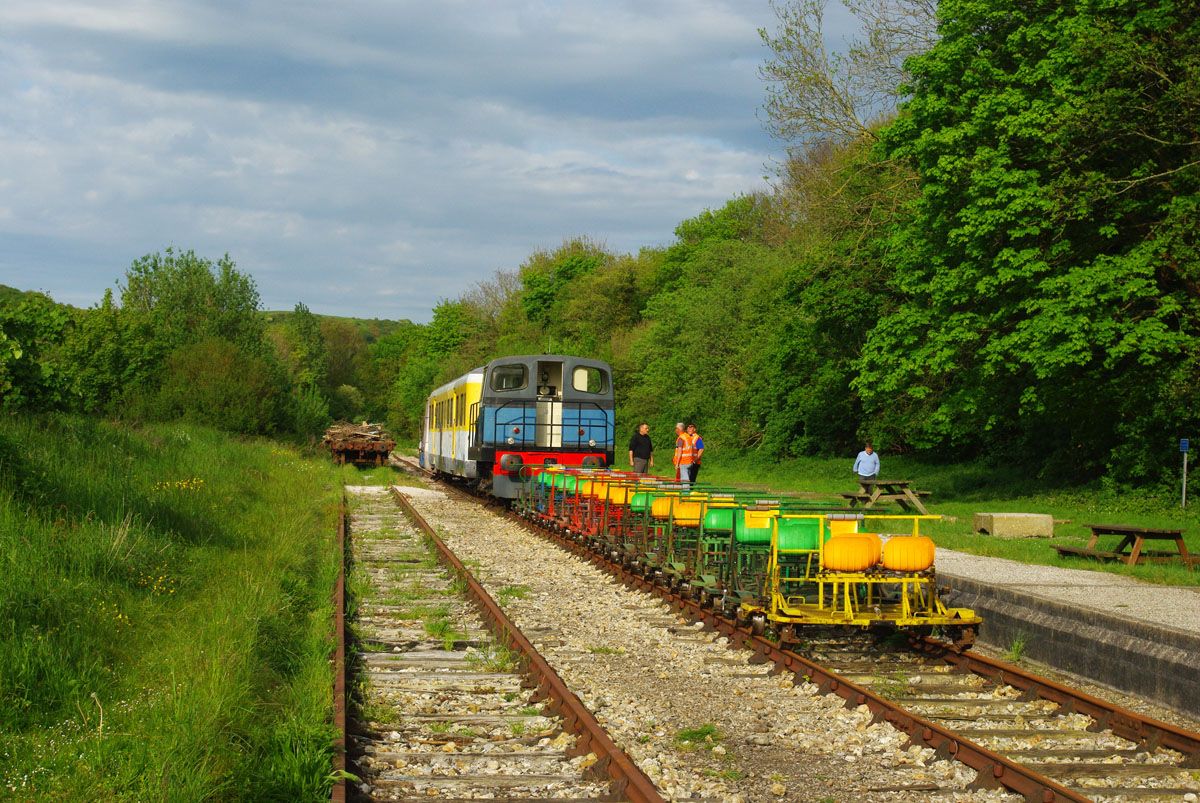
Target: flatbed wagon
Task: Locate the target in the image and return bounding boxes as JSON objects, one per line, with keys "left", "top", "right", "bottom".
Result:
{"left": 323, "top": 423, "right": 396, "bottom": 466}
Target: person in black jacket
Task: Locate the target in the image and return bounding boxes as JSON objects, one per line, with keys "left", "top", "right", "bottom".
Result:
{"left": 627, "top": 422, "right": 654, "bottom": 474}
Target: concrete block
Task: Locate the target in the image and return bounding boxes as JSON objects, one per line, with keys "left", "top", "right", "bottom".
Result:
{"left": 974, "top": 512, "right": 1054, "bottom": 538}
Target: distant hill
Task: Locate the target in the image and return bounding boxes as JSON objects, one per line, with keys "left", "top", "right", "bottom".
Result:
{"left": 262, "top": 310, "right": 414, "bottom": 343}
{"left": 0, "top": 284, "right": 75, "bottom": 311}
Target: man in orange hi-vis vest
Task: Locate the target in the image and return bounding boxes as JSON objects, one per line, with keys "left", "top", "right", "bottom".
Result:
{"left": 672, "top": 422, "right": 685, "bottom": 480}
{"left": 674, "top": 423, "right": 697, "bottom": 484}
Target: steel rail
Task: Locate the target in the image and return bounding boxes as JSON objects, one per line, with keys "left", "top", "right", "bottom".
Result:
{"left": 396, "top": 458, "right": 1200, "bottom": 800}
{"left": 388, "top": 487, "right": 664, "bottom": 803}
{"left": 517, "top": 516, "right": 1086, "bottom": 803}
{"left": 331, "top": 497, "right": 348, "bottom": 803}
{"left": 923, "top": 642, "right": 1200, "bottom": 764}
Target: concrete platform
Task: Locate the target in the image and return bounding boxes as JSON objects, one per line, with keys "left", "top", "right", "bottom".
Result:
{"left": 935, "top": 548, "right": 1200, "bottom": 717}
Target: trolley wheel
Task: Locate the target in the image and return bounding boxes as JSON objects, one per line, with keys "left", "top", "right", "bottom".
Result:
{"left": 750, "top": 614, "right": 766, "bottom": 637}
{"left": 947, "top": 625, "right": 977, "bottom": 652}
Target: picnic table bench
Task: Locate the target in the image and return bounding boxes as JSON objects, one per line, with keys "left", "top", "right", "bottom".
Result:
{"left": 839, "top": 479, "right": 932, "bottom": 515}
{"left": 1054, "top": 523, "right": 1196, "bottom": 567}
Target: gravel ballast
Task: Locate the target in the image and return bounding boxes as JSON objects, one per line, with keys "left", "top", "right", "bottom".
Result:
{"left": 399, "top": 485, "right": 1020, "bottom": 803}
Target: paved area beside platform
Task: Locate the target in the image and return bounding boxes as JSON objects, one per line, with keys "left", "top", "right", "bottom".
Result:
{"left": 936, "top": 548, "right": 1200, "bottom": 636}
{"left": 934, "top": 547, "right": 1200, "bottom": 717}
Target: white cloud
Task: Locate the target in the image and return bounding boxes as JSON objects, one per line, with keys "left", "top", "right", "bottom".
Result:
{"left": 0, "top": 0, "right": 781, "bottom": 320}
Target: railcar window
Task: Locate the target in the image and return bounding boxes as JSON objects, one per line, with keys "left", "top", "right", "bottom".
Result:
{"left": 491, "top": 364, "right": 527, "bottom": 391}
{"left": 572, "top": 366, "right": 608, "bottom": 394}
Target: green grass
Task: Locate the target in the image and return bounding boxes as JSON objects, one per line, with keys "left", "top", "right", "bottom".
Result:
{"left": 702, "top": 451, "right": 1200, "bottom": 586}
{"left": 0, "top": 414, "right": 341, "bottom": 799}
{"left": 335, "top": 463, "right": 399, "bottom": 486}
{"left": 423, "top": 615, "right": 467, "bottom": 651}
{"left": 674, "top": 723, "right": 721, "bottom": 749}
{"left": 495, "top": 585, "right": 531, "bottom": 605}
{"left": 1004, "top": 633, "right": 1028, "bottom": 663}
{"left": 467, "top": 643, "right": 519, "bottom": 672}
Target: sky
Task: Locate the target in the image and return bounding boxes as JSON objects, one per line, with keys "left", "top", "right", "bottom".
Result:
{"left": 0, "top": 1, "right": 848, "bottom": 322}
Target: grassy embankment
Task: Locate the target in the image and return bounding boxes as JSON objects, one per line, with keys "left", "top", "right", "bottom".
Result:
{"left": 0, "top": 414, "right": 346, "bottom": 799}
{"left": 701, "top": 450, "right": 1199, "bottom": 587}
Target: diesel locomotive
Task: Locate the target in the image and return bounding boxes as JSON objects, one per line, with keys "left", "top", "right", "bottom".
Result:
{"left": 421, "top": 354, "right": 979, "bottom": 647}
{"left": 420, "top": 355, "right": 615, "bottom": 498}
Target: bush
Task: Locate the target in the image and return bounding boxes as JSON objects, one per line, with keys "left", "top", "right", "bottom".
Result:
{"left": 156, "top": 337, "right": 285, "bottom": 434}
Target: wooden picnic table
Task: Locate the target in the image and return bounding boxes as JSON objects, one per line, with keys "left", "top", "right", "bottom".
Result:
{"left": 839, "top": 479, "right": 931, "bottom": 515}
{"left": 1054, "top": 523, "right": 1195, "bottom": 567}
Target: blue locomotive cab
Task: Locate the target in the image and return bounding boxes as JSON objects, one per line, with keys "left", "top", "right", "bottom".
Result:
{"left": 473, "top": 355, "right": 614, "bottom": 498}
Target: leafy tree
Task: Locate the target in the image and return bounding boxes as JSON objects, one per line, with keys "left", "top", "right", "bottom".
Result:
{"left": 760, "top": 0, "right": 938, "bottom": 146}
{"left": 623, "top": 199, "right": 780, "bottom": 448}
{"left": 0, "top": 330, "right": 22, "bottom": 402}
{"left": 291, "top": 385, "right": 330, "bottom": 438}
{"left": 320, "top": 318, "right": 367, "bottom": 391}
{"left": 62, "top": 289, "right": 129, "bottom": 413}
{"left": 284, "top": 303, "right": 329, "bottom": 391}
{"left": 0, "top": 294, "right": 72, "bottom": 412}
{"left": 156, "top": 337, "right": 285, "bottom": 433}
{"left": 120, "top": 248, "right": 267, "bottom": 358}
{"left": 329, "top": 384, "right": 365, "bottom": 422}
{"left": 858, "top": 0, "right": 1200, "bottom": 479}
{"left": 519, "top": 239, "right": 609, "bottom": 331}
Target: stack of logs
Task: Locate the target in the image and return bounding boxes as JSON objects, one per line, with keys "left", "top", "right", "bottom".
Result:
{"left": 323, "top": 422, "right": 396, "bottom": 466}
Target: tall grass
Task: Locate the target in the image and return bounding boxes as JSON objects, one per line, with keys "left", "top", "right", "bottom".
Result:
{"left": 0, "top": 414, "right": 342, "bottom": 799}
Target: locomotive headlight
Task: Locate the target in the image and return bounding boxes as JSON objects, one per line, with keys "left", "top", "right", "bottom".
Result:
{"left": 506, "top": 437, "right": 515, "bottom": 445}
{"left": 581, "top": 455, "right": 602, "bottom": 468}
{"left": 588, "top": 439, "right": 596, "bottom": 447}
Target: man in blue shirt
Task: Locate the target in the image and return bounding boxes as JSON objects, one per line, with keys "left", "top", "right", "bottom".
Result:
{"left": 853, "top": 442, "right": 879, "bottom": 485}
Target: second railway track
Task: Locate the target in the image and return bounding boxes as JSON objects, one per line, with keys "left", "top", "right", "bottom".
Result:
{"left": 388, "top": 469, "right": 1020, "bottom": 802}
{"left": 392, "top": 457, "right": 1200, "bottom": 802}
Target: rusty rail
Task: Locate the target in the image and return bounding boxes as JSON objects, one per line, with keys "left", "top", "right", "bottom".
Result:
{"left": 330, "top": 497, "right": 348, "bottom": 803}
{"left": 389, "top": 487, "right": 663, "bottom": 803}
{"left": 394, "top": 457, "right": 1200, "bottom": 800}
{"left": 522, "top": 522, "right": 1086, "bottom": 803}
{"left": 926, "top": 643, "right": 1200, "bottom": 762}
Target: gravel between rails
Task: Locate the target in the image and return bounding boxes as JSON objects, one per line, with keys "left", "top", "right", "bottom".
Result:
{"left": 398, "top": 484, "right": 1021, "bottom": 803}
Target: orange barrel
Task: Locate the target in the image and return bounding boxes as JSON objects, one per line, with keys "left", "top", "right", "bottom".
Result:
{"left": 882, "top": 536, "right": 935, "bottom": 572}
{"left": 823, "top": 534, "right": 880, "bottom": 572}
{"left": 673, "top": 499, "right": 704, "bottom": 527}
{"left": 650, "top": 494, "right": 678, "bottom": 520}
{"left": 608, "top": 484, "right": 634, "bottom": 505}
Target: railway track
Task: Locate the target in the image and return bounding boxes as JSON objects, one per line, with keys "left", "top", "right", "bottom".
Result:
{"left": 343, "top": 485, "right": 659, "bottom": 802}
{"left": 792, "top": 636, "right": 1200, "bottom": 800}
{"left": 395, "top": 458, "right": 1200, "bottom": 802}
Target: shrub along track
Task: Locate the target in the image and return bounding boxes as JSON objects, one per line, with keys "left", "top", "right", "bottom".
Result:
{"left": 398, "top": 460, "right": 1200, "bottom": 802}
{"left": 341, "top": 485, "right": 658, "bottom": 802}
